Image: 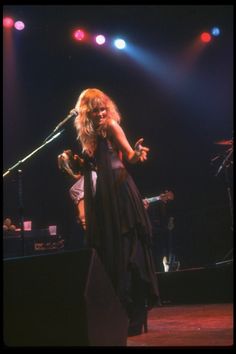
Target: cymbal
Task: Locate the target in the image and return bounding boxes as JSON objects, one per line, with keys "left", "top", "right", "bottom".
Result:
{"left": 215, "top": 139, "right": 233, "bottom": 146}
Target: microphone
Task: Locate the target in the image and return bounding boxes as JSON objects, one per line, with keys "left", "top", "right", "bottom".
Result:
{"left": 53, "top": 109, "right": 78, "bottom": 133}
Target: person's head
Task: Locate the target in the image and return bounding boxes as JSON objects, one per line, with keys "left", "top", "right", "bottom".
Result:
{"left": 4, "top": 218, "right": 12, "bottom": 227}
{"left": 74, "top": 88, "right": 121, "bottom": 154}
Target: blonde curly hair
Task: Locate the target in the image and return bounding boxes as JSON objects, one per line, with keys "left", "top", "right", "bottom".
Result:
{"left": 74, "top": 88, "right": 121, "bottom": 155}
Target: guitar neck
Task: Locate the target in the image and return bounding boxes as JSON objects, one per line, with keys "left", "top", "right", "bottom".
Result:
{"left": 144, "top": 196, "right": 161, "bottom": 204}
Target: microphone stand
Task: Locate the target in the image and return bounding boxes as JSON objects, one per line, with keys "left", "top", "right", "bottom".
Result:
{"left": 215, "top": 147, "right": 233, "bottom": 262}
{"left": 3, "top": 131, "right": 64, "bottom": 256}
{"left": 221, "top": 163, "right": 233, "bottom": 262}
{"left": 215, "top": 148, "right": 233, "bottom": 177}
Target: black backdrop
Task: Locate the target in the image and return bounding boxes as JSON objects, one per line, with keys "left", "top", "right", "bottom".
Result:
{"left": 3, "top": 5, "right": 233, "bottom": 267}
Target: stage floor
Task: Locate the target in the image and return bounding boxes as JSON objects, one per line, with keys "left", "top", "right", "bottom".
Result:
{"left": 127, "top": 303, "right": 233, "bottom": 347}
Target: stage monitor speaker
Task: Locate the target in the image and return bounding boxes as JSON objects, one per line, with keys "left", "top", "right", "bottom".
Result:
{"left": 4, "top": 248, "right": 128, "bottom": 346}
{"left": 158, "top": 261, "right": 233, "bottom": 305}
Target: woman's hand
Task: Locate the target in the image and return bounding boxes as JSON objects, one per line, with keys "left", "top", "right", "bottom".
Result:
{"left": 134, "top": 138, "right": 150, "bottom": 162}
{"left": 142, "top": 198, "right": 150, "bottom": 209}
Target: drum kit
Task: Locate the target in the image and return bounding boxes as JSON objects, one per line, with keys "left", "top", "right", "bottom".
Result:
{"left": 212, "top": 137, "right": 233, "bottom": 261}
{"left": 212, "top": 138, "right": 233, "bottom": 175}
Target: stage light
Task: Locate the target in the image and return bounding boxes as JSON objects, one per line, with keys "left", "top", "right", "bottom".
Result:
{"left": 114, "top": 38, "right": 126, "bottom": 50}
{"left": 73, "top": 29, "right": 85, "bottom": 41}
{"left": 95, "top": 34, "right": 106, "bottom": 45}
{"left": 200, "top": 32, "right": 212, "bottom": 43}
{"left": 3, "top": 17, "right": 14, "bottom": 28}
{"left": 14, "top": 21, "right": 25, "bottom": 31}
{"left": 211, "top": 27, "right": 220, "bottom": 36}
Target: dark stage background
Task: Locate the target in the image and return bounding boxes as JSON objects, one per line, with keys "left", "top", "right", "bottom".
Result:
{"left": 3, "top": 5, "right": 233, "bottom": 268}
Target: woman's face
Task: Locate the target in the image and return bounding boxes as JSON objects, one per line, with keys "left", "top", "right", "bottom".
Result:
{"left": 89, "top": 102, "right": 107, "bottom": 128}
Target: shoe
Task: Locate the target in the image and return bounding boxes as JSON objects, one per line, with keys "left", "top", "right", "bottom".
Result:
{"left": 128, "top": 310, "right": 148, "bottom": 336}
{"left": 128, "top": 321, "right": 147, "bottom": 337}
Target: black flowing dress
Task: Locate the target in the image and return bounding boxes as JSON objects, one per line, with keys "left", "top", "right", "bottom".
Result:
{"left": 83, "top": 136, "right": 159, "bottom": 318}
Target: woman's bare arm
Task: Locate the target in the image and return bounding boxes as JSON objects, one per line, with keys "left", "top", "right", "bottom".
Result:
{"left": 106, "top": 119, "right": 149, "bottom": 163}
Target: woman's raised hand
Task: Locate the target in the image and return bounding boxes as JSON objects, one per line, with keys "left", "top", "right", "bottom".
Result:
{"left": 134, "top": 138, "right": 150, "bottom": 162}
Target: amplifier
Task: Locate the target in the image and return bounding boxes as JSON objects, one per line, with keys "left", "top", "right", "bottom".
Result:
{"left": 3, "top": 229, "right": 64, "bottom": 258}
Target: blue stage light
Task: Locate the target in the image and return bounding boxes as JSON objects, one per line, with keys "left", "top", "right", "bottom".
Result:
{"left": 114, "top": 38, "right": 126, "bottom": 50}
{"left": 211, "top": 27, "right": 220, "bottom": 36}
